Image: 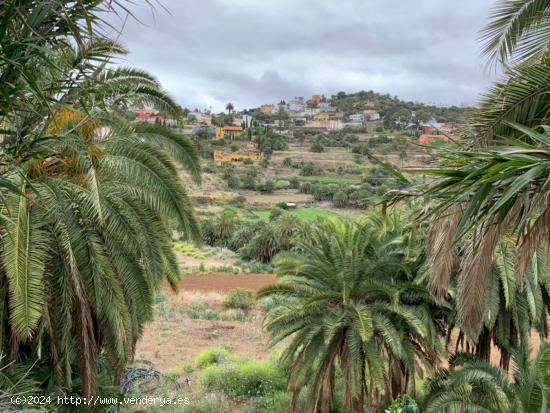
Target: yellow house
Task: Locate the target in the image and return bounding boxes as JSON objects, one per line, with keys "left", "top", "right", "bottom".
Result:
{"left": 313, "top": 112, "right": 330, "bottom": 121}
{"left": 259, "top": 104, "right": 275, "bottom": 114}
{"left": 213, "top": 149, "right": 261, "bottom": 165}
{"left": 216, "top": 125, "right": 243, "bottom": 140}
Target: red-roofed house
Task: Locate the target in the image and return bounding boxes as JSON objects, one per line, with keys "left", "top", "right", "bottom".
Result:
{"left": 216, "top": 125, "right": 243, "bottom": 140}
{"left": 135, "top": 108, "right": 176, "bottom": 126}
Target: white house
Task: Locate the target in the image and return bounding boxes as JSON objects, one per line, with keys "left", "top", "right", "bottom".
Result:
{"left": 349, "top": 113, "right": 364, "bottom": 123}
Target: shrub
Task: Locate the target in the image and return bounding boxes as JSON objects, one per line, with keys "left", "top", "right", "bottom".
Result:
{"left": 240, "top": 224, "right": 280, "bottom": 262}
{"left": 202, "top": 164, "right": 217, "bottom": 174}
{"left": 241, "top": 173, "right": 257, "bottom": 190}
{"left": 195, "top": 347, "right": 232, "bottom": 369}
{"left": 224, "top": 288, "right": 254, "bottom": 310}
{"left": 289, "top": 176, "right": 300, "bottom": 189}
{"left": 274, "top": 180, "right": 290, "bottom": 190}
{"left": 221, "top": 164, "right": 236, "bottom": 180}
{"left": 269, "top": 207, "right": 284, "bottom": 221}
{"left": 200, "top": 219, "right": 218, "bottom": 246}
{"left": 299, "top": 181, "right": 313, "bottom": 194}
{"left": 309, "top": 141, "right": 324, "bottom": 152}
{"left": 257, "top": 179, "right": 275, "bottom": 193}
{"left": 225, "top": 173, "right": 240, "bottom": 189}
{"left": 281, "top": 157, "right": 292, "bottom": 167}
{"left": 243, "top": 158, "right": 253, "bottom": 165}
{"left": 227, "top": 222, "right": 259, "bottom": 252}
{"left": 200, "top": 360, "right": 285, "bottom": 399}
{"left": 313, "top": 185, "right": 338, "bottom": 201}
{"left": 345, "top": 167, "right": 363, "bottom": 175}
{"left": 332, "top": 191, "right": 348, "bottom": 208}
{"left": 187, "top": 308, "right": 223, "bottom": 320}
{"left": 349, "top": 189, "right": 371, "bottom": 209}
{"left": 385, "top": 394, "right": 419, "bottom": 413}
{"left": 300, "top": 162, "right": 317, "bottom": 176}
{"left": 239, "top": 260, "right": 273, "bottom": 274}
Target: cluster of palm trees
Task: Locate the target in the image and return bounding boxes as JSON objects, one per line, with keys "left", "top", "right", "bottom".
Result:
{"left": 260, "top": 1, "right": 550, "bottom": 411}
{"left": 0, "top": 0, "right": 199, "bottom": 401}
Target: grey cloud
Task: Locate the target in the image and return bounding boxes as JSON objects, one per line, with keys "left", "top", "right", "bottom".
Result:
{"left": 108, "top": 0, "right": 498, "bottom": 111}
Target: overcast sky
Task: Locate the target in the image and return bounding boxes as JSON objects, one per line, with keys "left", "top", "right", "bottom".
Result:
{"left": 108, "top": 0, "right": 497, "bottom": 112}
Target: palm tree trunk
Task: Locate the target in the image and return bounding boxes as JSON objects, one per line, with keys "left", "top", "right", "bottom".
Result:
{"left": 351, "top": 348, "right": 366, "bottom": 413}
{"left": 475, "top": 326, "right": 491, "bottom": 361}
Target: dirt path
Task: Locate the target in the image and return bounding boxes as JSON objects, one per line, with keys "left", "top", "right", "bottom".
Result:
{"left": 179, "top": 272, "right": 277, "bottom": 292}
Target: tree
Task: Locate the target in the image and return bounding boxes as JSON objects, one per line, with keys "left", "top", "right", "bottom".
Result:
{"left": 414, "top": 109, "right": 431, "bottom": 124}
{"left": 225, "top": 102, "right": 234, "bottom": 114}
{"left": 425, "top": 0, "right": 550, "bottom": 338}
{"left": 423, "top": 344, "right": 550, "bottom": 413}
{"left": 0, "top": 2, "right": 200, "bottom": 398}
{"left": 259, "top": 215, "right": 442, "bottom": 412}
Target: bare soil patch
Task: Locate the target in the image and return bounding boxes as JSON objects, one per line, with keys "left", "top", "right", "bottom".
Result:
{"left": 179, "top": 272, "right": 277, "bottom": 292}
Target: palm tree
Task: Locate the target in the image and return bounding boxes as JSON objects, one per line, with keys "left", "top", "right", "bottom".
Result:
{"left": 258, "top": 215, "right": 442, "bottom": 412}
{"left": 423, "top": 343, "right": 550, "bottom": 413}
{"left": 425, "top": 0, "right": 550, "bottom": 337}
{"left": 480, "top": 0, "right": 550, "bottom": 65}
{"left": 225, "top": 102, "right": 234, "bottom": 114}
{"left": 440, "top": 235, "right": 550, "bottom": 367}
{"left": 0, "top": 3, "right": 201, "bottom": 398}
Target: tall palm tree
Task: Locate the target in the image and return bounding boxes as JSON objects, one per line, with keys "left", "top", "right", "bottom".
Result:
{"left": 258, "top": 215, "right": 442, "bottom": 412}
{"left": 225, "top": 102, "right": 234, "bottom": 114}
{"left": 0, "top": 3, "right": 201, "bottom": 399}
{"left": 423, "top": 343, "right": 550, "bottom": 413}
{"left": 425, "top": 0, "right": 550, "bottom": 337}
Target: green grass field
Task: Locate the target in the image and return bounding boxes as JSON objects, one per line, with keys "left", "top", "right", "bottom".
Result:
{"left": 253, "top": 208, "right": 337, "bottom": 221}
{"left": 276, "top": 175, "right": 361, "bottom": 184}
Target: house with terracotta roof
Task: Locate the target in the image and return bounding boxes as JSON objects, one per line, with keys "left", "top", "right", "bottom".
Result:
{"left": 306, "top": 94, "right": 322, "bottom": 107}
{"left": 216, "top": 125, "right": 243, "bottom": 140}
{"left": 418, "top": 134, "right": 449, "bottom": 144}
{"left": 135, "top": 108, "right": 177, "bottom": 126}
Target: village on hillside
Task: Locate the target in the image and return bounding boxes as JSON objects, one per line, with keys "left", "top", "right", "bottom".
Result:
{"left": 133, "top": 90, "right": 465, "bottom": 168}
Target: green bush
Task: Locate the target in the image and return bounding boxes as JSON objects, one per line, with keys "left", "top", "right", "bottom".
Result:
{"left": 274, "top": 180, "right": 290, "bottom": 190}
{"left": 313, "top": 185, "right": 338, "bottom": 201}
{"left": 309, "top": 141, "right": 324, "bottom": 152}
{"left": 238, "top": 259, "right": 274, "bottom": 274}
{"left": 187, "top": 308, "right": 223, "bottom": 320}
{"left": 299, "top": 181, "right": 313, "bottom": 194}
{"left": 224, "top": 288, "right": 254, "bottom": 310}
{"left": 244, "top": 391, "right": 307, "bottom": 413}
{"left": 195, "top": 347, "right": 232, "bottom": 369}
{"left": 289, "top": 176, "right": 300, "bottom": 189}
{"left": 227, "top": 222, "right": 260, "bottom": 252}
{"left": 281, "top": 157, "right": 292, "bottom": 167}
{"left": 300, "top": 162, "right": 317, "bottom": 176}
{"left": 240, "top": 224, "right": 280, "bottom": 262}
{"left": 332, "top": 191, "right": 348, "bottom": 208}
{"left": 257, "top": 179, "right": 275, "bottom": 193}
{"left": 349, "top": 189, "right": 370, "bottom": 209}
{"left": 200, "top": 360, "right": 285, "bottom": 399}
{"left": 269, "top": 207, "right": 284, "bottom": 221}
{"left": 385, "top": 394, "right": 419, "bottom": 413}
